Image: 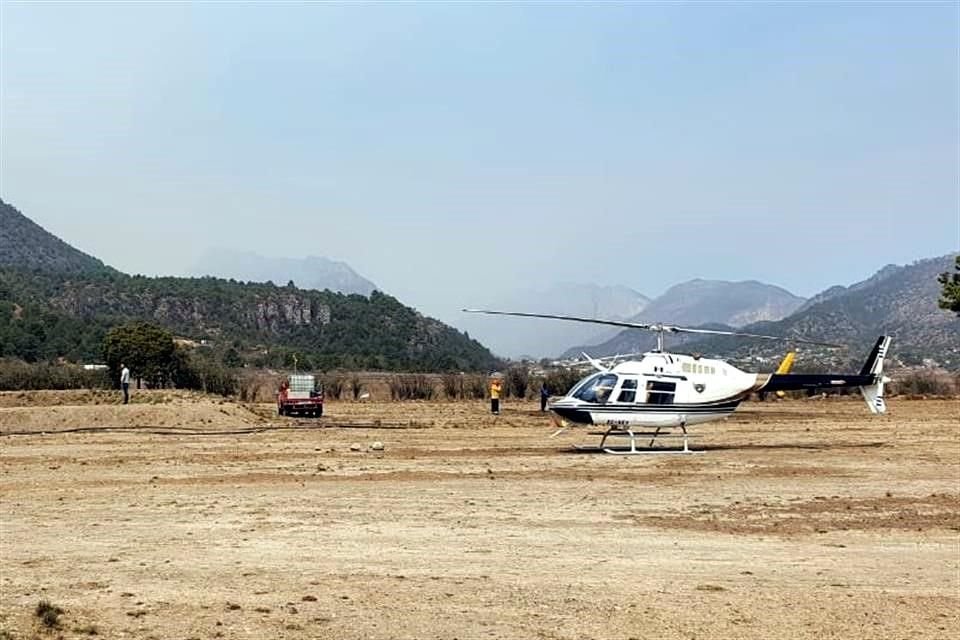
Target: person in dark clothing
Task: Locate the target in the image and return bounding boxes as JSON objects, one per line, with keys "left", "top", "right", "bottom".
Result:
{"left": 540, "top": 382, "right": 550, "bottom": 412}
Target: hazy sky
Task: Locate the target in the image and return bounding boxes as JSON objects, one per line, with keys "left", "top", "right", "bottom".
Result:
{"left": 2, "top": 1, "right": 958, "bottom": 328}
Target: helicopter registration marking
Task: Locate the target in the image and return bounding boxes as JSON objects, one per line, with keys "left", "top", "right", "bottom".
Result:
{"left": 603, "top": 419, "right": 631, "bottom": 427}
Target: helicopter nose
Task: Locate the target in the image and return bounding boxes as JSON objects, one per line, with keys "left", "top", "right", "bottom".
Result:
{"left": 549, "top": 406, "right": 593, "bottom": 426}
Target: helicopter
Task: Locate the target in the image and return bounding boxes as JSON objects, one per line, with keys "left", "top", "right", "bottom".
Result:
{"left": 463, "top": 309, "right": 891, "bottom": 454}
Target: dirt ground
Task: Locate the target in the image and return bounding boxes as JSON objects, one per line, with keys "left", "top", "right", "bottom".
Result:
{"left": 0, "top": 392, "right": 958, "bottom": 640}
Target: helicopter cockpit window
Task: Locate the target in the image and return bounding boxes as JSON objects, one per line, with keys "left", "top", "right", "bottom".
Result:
{"left": 616, "top": 378, "right": 638, "bottom": 403}
{"left": 573, "top": 373, "right": 619, "bottom": 404}
{"left": 568, "top": 373, "right": 600, "bottom": 398}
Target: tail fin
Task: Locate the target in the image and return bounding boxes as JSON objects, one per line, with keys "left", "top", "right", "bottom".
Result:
{"left": 859, "top": 336, "right": 891, "bottom": 376}
{"left": 775, "top": 351, "right": 796, "bottom": 375}
{"left": 774, "top": 351, "right": 795, "bottom": 398}
{"left": 859, "top": 336, "right": 892, "bottom": 414}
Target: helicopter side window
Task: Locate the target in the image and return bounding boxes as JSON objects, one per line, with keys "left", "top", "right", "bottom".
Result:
{"left": 616, "top": 378, "right": 638, "bottom": 403}
{"left": 573, "top": 373, "right": 619, "bottom": 404}
{"left": 646, "top": 380, "right": 676, "bottom": 405}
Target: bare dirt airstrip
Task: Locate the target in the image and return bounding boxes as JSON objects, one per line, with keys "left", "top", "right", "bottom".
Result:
{"left": 1, "top": 391, "right": 958, "bottom": 639}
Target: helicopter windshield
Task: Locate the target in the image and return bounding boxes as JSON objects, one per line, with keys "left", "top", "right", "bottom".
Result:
{"left": 572, "top": 373, "right": 619, "bottom": 403}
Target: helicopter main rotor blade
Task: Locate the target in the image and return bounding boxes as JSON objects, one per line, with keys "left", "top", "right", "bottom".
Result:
{"left": 462, "top": 309, "right": 654, "bottom": 331}
{"left": 663, "top": 325, "right": 841, "bottom": 347}
{"left": 462, "top": 309, "right": 841, "bottom": 348}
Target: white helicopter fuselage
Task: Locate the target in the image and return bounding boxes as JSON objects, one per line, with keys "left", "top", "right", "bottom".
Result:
{"left": 462, "top": 309, "right": 890, "bottom": 452}
{"left": 549, "top": 352, "right": 759, "bottom": 429}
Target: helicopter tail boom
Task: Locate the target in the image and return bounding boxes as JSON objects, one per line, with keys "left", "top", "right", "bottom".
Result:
{"left": 758, "top": 336, "right": 892, "bottom": 414}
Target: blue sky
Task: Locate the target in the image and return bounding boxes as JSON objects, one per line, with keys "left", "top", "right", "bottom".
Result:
{"left": 1, "top": 1, "right": 957, "bottom": 326}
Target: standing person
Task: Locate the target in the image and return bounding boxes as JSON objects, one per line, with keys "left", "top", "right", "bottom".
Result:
{"left": 489, "top": 376, "right": 502, "bottom": 415}
{"left": 120, "top": 362, "right": 130, "bottom": 405}
{"left": 540, "top": 382, "right": 550, "bottom": 412}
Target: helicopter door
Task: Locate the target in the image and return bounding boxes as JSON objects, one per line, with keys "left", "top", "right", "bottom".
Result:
{"left": 645, "top": 380, "right": 676, "bottom": 405}
{"left": 615, "top": 378, "right": 639, "bottom": 403}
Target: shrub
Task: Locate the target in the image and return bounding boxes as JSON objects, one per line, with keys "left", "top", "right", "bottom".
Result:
{"left": 387, "top": 374, "right": 435, "bottom": 400}
{"left": 170, "top": 350, "right": 238, "bottom": 397}
{"left": 0, "top": 359, "right": 111, "bottom": 391}
{"left": 350, "top": 374, "right": 364, "bottom": 400}
{"left": 35, "top": 600, "right": 63, "bottom": 628}
{"left": 323, "top": 373, "right": 344, "bottom": 400}
{"left": 464, "top": 374, "right": 488, "bottom": 399}
{"left": 505, "top": 366, "right": 530, "bottom": 399}
{"left": 237, "top": 372, "right": 273, "bottom": 403}
{"left": 891, "top": 371, "right": 956, "bottom": 396}
{"left": 73, "top": 624, "right": 99, "bottom": 636}
{"left": 441, "top": 373, "right": 465, "bottom": 399}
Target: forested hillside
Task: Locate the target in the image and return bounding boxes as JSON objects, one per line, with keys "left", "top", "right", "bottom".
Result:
{"left": 0, "top": 200, "right": 498, "bottom": 372}
{"left": 0, "top": 268, "right": 497, "bottom": 371}
{"left": 718, "top": 255, "right": 960, "bottom": 368}
{"left": 0, "top": 199, "right": 115, "bottom": 275}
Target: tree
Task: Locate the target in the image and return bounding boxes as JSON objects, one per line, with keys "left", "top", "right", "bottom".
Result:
{"left": 101, "top": 322, "right": 175, "bottom": 388}
{"left": 938, "top": 255, "right": 960, "bottom": 315}
{"left": 505, "top": 365, "right": 530, "bottom": 399}
{"left": 543, "top": 368, "right": 586, "bottom": 397}
{"left": 222, "top": 347, "right": 243, "bottom": 368}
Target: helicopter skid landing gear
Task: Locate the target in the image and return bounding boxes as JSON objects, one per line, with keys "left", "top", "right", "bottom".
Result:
{"left": 585, "top": 422, "right": 698, "bottom": 455}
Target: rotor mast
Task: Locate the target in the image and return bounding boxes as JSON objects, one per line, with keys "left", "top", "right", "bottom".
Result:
{"left": 653, "top": 324, "right": 664, "bottom": 352}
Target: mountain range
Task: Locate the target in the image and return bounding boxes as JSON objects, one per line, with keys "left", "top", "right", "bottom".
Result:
{"left": 465, "top": 278, "right": 804, "bottom": 359}
{"left": 560, "top": 279, "right": 806, "bottom": 358}
{"left": 457, "top": 284, "right": 651, "bottom": 358}
{"left": 633, "top": 279, "right": 805, "bottom": 328}
{"left": 190, "top": 249, "right": 378, "bottom": 296}
{"left": 461, "top": 278, "right": 811, "bottom": 359}
{"left": 570, "top": 255, "right": 960, "bottom": 370}
{"left": 2, "top": 198, "right": 955, "bottom": 371}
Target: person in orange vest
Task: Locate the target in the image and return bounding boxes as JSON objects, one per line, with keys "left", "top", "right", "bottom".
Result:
{"left": 489, "top": 377, "right": 502, "bottom": 415}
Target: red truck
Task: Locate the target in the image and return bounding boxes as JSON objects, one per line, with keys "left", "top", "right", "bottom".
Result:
{"left": 277, "top": 374, "right": 323, "bottom": 417}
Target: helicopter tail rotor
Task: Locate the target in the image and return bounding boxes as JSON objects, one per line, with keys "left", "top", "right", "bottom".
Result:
{"left": 858, "top": 336, "right": 892, "bottom": 414}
